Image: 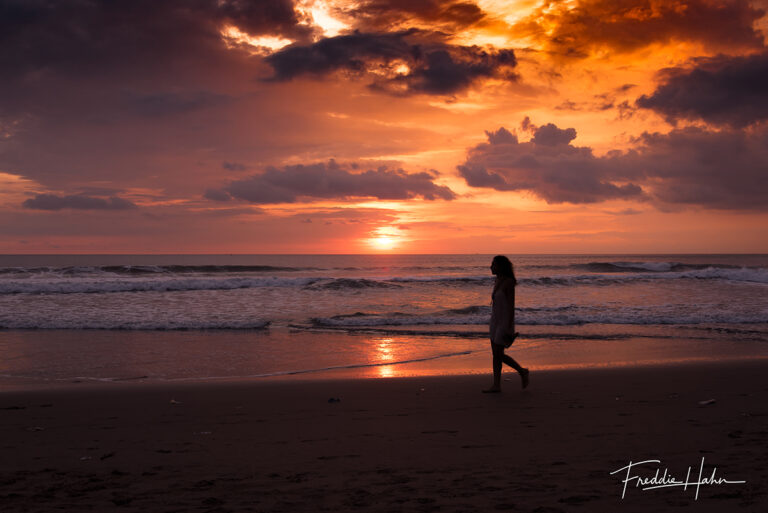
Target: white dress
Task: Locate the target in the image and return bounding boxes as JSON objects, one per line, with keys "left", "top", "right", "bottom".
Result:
{"left": 490, "top": 279, "right": 515, "bottom": 346}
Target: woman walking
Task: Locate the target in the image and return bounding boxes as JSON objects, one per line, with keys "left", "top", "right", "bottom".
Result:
{"left": 483, "top": 255, "right": 529, "bottom": 393}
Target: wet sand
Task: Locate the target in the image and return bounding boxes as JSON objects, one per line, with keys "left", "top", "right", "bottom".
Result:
{"left": 1, "top": 360, "right": 767, "bottom": 512}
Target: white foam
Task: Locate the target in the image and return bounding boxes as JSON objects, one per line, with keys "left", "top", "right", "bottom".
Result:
{"left": 612, "top": 261, "right": 676, "bottom": 272}
{"left": 313, "top": 302, "right": 768, "bottom": 327}
{"left": 0, "top": 276, "right": 319, "bottom": 294}
{"left": 1, "top": 265, "right": 765, "bottom": 296}
{"left": 524, "top": 267, "right": 768, "bottom": 286}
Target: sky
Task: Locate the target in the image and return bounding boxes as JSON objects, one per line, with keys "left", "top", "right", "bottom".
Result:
{"left": 1, "top": 0, "right": 767, "bottom": 254}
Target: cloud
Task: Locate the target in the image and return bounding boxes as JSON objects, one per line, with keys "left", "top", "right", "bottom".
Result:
{"left": 624, "top": 126, "right": 768, "bottom": 210}
{"left": 208, "top": 160, "right": 456, "bottom": 204}
{"left": 203, "top": 189, "right": 232, "bottom": 202}
{"left": 458, "top": 126, "right": 645, "bottom": 204}
{"left": 514, "top": 0, "right": 766, "bottom": 57}
{"left": 265, "top": 30, "right": 517, "bottom": 95}
{"left": 531, "top": 123, "right": 577, "bottom": 146}
{"left": 459, "top": 121, "right": 768, "bottom": 210}
{"left": 222, "top": 161, "right": 248, "bottom": 171}
{"left": 555, "top": 84, "right": 637, "bottom": 112}
{"left": 22, "top": 193, "right": 137, "bottom": 211}
{"left": 2, "top": 0, "right": 423, "bottom": 194}
{"left": 603, "top": 208, "right": 643, "bottom": 215}
{"left": 338, "top": 0, "right": 487, "bottom": 32}
{"left": 0, "top": 0, "right": 312, "bottom": 124}
{"left": 0, "top": 0, "right": 308, "bottom": 79}
{"left": 637, "top": 52, "right": 768, "bottom": 127}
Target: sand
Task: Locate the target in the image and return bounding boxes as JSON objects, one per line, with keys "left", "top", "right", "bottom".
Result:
{"left": 1, "top": 360, "right": 767, "bottom": 512}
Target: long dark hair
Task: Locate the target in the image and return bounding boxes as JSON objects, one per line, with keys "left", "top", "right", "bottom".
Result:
{"left": 492, "top": 255, "right": 517, "bottom": 286}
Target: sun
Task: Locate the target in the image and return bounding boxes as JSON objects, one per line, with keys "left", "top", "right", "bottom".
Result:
{"left": 365, "top": 224, "right": 408, "bottom": 252}
{"left": 369, "top": 236, "right": 396, "bottom": 251}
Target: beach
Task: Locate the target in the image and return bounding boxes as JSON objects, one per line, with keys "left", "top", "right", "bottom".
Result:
{"left": 1, "top": 254, "right": 767, "bottom": 511}
{"left": 2, "top": 359, "right": 766, "bottom": 512}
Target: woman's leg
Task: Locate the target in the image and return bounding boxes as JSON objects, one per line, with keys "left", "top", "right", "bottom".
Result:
{"left": 483, "top": 343, "right": 504, "bottom": 392}
{"left": 484, "top": 344, "right": 530, "bottom": 391}
{"left": 501, "top": 353, "right": 524, "bottom": 373}
{"left": 502, "top": 351, "right": 530, "bottom": 389}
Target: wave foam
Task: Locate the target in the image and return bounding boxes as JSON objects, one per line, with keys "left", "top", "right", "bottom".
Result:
{"left": 1, "top": 265, "right": 765, "bottom": 295}
{"left": 312, "top": 303, "right": 768, "bottom": 327}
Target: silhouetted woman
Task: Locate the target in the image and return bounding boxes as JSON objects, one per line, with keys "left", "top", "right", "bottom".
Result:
{"left": 483, "top": 255, "right": 529, "bottom": 393}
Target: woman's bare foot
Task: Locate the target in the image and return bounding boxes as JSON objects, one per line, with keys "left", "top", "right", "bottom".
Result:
{"left": 482, "top": 387, "right": 501, "bottom": 393}
{"left": 520, "top": 368, "right": 530, "bottom": 389}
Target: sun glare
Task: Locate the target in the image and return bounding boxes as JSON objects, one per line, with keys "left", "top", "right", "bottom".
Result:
{"left": 310, "top": 6, "right": 347, "bottom": 37}
{"left": 221, "top": 26, "right": 293, "bottom": 52}
{"left": 369, "top": 236, "right": 397, "bottom": 251}
{"left": 294, "top": 0, "right": 349, "bottom": 38}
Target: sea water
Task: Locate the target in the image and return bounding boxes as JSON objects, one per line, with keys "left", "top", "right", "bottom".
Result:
{"left": 1, "top": 254, "right": 767, "bottom": 385}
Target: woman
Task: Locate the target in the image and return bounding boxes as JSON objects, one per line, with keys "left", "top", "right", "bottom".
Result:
{"left": 483, "top": 255, "right": 529, "bottom": 393}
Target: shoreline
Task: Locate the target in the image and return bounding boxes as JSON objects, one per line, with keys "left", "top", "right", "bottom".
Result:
{"left": 3, "top": 327, "right": 768, "bottom": 392}
{"left": 2, "top": 359, "right": 767, "bottom": 511}
{"left": 3, "top": 353, "right": 768, "bottom": 390}
{"left": 3, "top": 350, "right": 768, "bottom": 393}
{"left": 4, "top": 350, "right": 768, "bottom": 393}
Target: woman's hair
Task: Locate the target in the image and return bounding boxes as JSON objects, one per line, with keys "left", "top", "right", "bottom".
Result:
{"left": 492, "top": 255, "right": 517, "bottom": 284}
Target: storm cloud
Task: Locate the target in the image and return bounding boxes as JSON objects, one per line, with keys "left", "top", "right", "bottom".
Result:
{"left": 0, "top": 0, "right": 307, "bottom": 80}
{"left": 637, "top": 52, "right": 768, "bottom": 127}
{"left": 208, "top": 160, "right": 456, "bottom": 204}
{"left": 265, "top": 30, "right": 517, "bottom": 95}
{"left": 0, "top": 0, "right": 309, "bottom": 78}
{"left": 459, "top": 122, "right": 768, "bottom": 210}
{"left": 22, "top": 193, "right": 137, "bottom": 211}
{"left": 339, "top": 0, "right": 487, "bottom": 32}
{"left": 514, "top": 0, "right": 765, "bottom": 57}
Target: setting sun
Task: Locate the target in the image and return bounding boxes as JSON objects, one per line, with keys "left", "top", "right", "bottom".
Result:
{"left": 369, "top": 236, "right": 397, "bottom": 251}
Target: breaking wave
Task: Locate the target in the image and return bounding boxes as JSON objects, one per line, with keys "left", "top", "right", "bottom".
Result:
{"left": 1, "top": 263, "right": 766, "bottom": 295}
{"left": 312, "top": 303, "right": 768, "bottom": 327}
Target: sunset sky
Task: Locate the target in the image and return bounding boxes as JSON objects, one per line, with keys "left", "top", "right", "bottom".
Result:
{"left": 1, "top": 0, "right": 767, "bottom": 253}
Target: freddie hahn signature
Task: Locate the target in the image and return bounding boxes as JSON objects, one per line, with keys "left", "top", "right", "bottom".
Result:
{"left": 610, "top": 457, "right": 746, "bottom": 500}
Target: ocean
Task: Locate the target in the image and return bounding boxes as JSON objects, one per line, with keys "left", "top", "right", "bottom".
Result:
{"left": 1, "top": 254, "right": 767, "bottom": 386}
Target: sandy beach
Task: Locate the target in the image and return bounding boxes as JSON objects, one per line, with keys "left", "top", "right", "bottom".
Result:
{"left": 1, "top": 359, "right": 766, "bottom": 512}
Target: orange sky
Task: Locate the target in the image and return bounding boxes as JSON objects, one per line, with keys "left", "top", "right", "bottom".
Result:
{"left": 1, "top": 0, "right": 767, "bottom": 253}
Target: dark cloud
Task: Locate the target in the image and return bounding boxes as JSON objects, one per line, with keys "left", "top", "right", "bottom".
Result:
{"left": 531, "top": 123, "right": 577, "bottom": 146}
{"left": 222, "top": 161, "right": 248, "bottom": 171}
{"left": 0, "top": 0, "right": 309, "bottom": 126}
{"left": 624, "top": 127, "right": 768, "bottom": 210}
{"left": 338, "top": 0, "right": 487, "bottom": 32}
{"left": 0, "top": 0, "right": 309, "bottom": 83}
{"left": 209, "top": 160, "right": 456, "bottom": 204}
{"left": 611, "top": 208, "right": 642, "bottom": 215}
{"left": 216, "top": 0, "right": 310, "bottom": 38}
{"left": 0, "top": 0, "right": 329, "bottom": 193}
{"left": 459, "top": 122, "right": 768, "bottom": 210}
{"left": 265, "top": 30, "right": 517, "bottom": 95}
{"left": 637, "top": 52, "right": 768, "bottom": 127}
{"left": 515, "top": 0, "right": 765, "bottom": 57}
{"left": 556, "top": 84, "right": 637, "bottom": 112}
{"left": 22, "top": 193, "right": 137, "bottom": 211}
{"left": 203, "top": 189, "right": 233, "bottom": 202}
{"left": 459, "top": 125, "right": 644, "bottom": 204}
